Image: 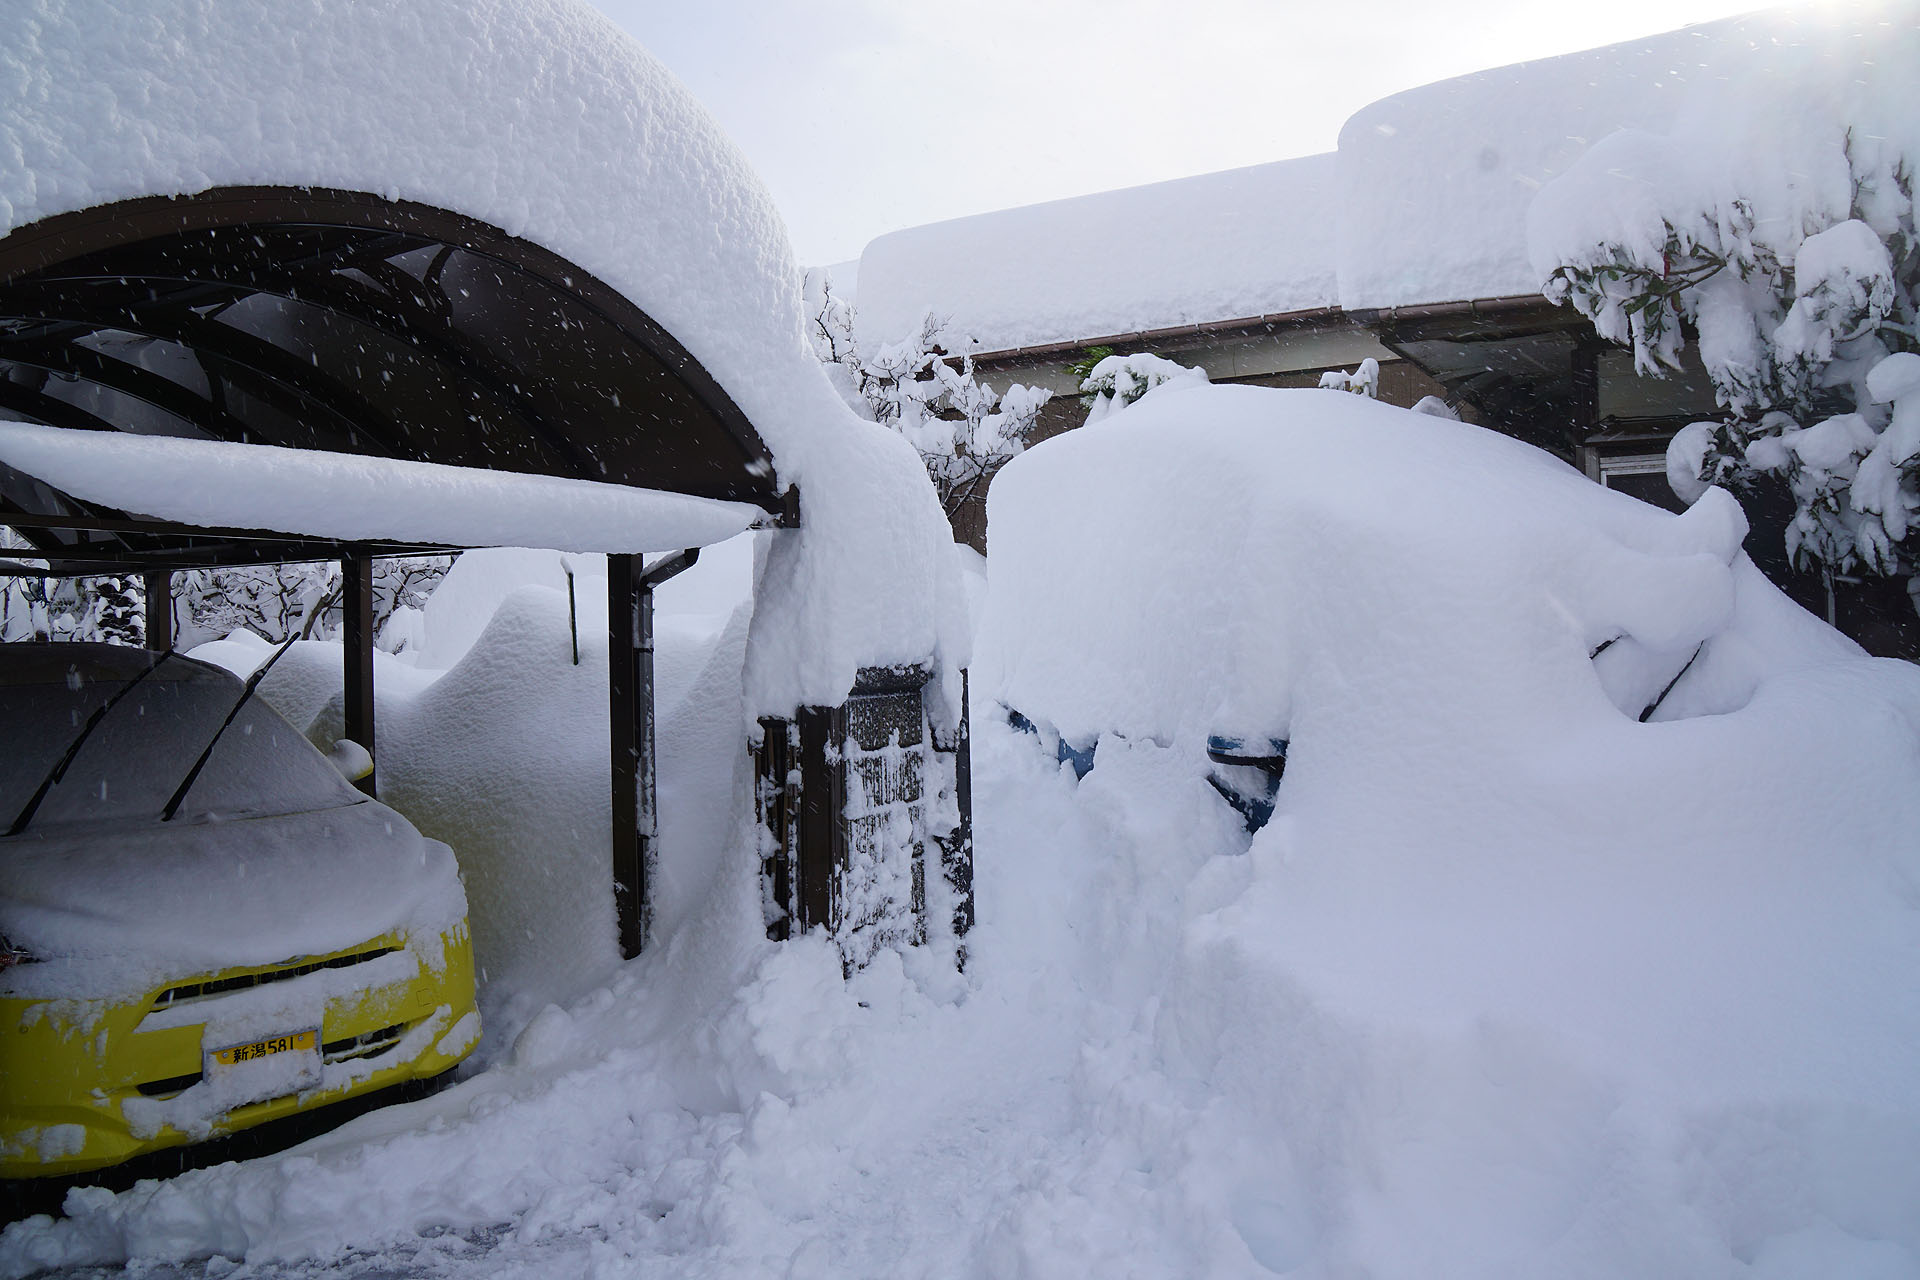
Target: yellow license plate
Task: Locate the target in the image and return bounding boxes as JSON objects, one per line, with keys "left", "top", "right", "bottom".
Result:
{"left": 212, "top": 1029, "right": 319, "bottom": 1067}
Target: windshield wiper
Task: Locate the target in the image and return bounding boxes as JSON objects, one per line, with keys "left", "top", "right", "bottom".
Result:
{"left": 160, "top": 636, "right": 303, "bottom": 823}
{"left": 7, "top": 652, "right": 171, "bottom": 837}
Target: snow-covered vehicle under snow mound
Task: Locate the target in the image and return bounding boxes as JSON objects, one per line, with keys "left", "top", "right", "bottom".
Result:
{"left": 973, "top": 382, "right": 1920, "bottom": 1270}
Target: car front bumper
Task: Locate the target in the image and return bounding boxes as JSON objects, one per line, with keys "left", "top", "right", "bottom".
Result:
{"left": 0, "top": 922, "right": 477, "bottom": 1179}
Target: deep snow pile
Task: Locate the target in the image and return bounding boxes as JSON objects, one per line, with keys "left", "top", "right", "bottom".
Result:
{"left": 6, "top": 386, "right": 1920, "bottom": 1277}
{"left": 979, "top": 385, "right": 1920, "bottom": 1101}
{"left": 190, "top": 540, "right": 760, "bottom": 1063}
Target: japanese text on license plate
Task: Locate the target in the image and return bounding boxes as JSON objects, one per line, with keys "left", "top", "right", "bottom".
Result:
{"left": 212, "top": 1028, "right": 318, "bottom": 1067}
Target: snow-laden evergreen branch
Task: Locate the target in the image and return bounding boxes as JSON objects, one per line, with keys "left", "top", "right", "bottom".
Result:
{"left": 1530, "top": 89, "right": 1920, "bottom": 600}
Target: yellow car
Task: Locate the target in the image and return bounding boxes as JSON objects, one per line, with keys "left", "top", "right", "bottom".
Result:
{"left": 1, "top": 642, "right": 478, "bottom": 1179}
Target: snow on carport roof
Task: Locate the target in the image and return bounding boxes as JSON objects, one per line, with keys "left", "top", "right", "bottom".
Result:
{"left": 0, "top": 0, "right": 965, "bottom": 707}
{"left": 0, "top": 0, "right": 837, "bottom": 473}
{"left": 4, "top": 0, "right": 853, "bottom": 484}
{"left": 0, "top": 421, "right": 763, "bottom": 555}
{"left": 854, "top": 153, "right": 1340, "bottom": 356}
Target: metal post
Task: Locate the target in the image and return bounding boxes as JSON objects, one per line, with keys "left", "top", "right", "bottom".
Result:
{"left": 608, "top": 554, "right": 642, "bottom": 959}
{"left": 341, "top": 555, "right": 376, "bottom": 796}
{"left": 950, "top": 669, "right": 976, "bottom": 947}
{"left": 794, "top": 704, "right": 841, "bottom": 935}
{"left": 142, "top": 569, "right": 173, "bottom": 651}
{"left": 635, "top": 569, "right": 658, "bottom": 944}
{"left": 608, "top": 548, "right": 701, "bottom": 960}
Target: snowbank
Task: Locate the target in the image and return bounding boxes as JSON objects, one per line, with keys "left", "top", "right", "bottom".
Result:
{"left": 855, "top": 153, "right": 1338, "bottom": 355}
{"left": 0, "top": 0, "right": 963, "bottom": 714}
{"left": 972, "top": 383, "right": 1920, "bottom": 1268}
{"left": 7, "top": 385, "right": 1919, "bottom": 1280}
{"left": 979, "top": 382, "right": 1838, "bottom": 744}
{"left": 185, "top": 543, "right": 761, "bottom": 1062}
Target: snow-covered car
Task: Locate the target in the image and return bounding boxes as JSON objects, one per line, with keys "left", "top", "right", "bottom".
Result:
{"left": 0, "top": 642, "right": 478, "bottom": 1180}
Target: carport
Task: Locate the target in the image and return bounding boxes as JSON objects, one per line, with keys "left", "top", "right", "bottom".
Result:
{"left": 0, "top": 0, "right": 975, "bottom": 983}
{"left": 0, "top": 185, "right": 791, "bottom": 959}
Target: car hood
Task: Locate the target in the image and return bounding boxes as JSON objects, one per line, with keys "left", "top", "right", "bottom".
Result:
{"left": 1, "top": 799, "right": 468, "bottom": 1003}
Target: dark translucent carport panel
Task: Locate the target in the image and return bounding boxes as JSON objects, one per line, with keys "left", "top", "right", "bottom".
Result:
{"left": 0, "top": 186, "right": 785, "bottom": 569}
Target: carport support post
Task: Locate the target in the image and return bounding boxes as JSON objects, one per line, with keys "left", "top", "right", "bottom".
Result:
{"left": 342, "top": 555, "right": 376, "bottom": 796}
{"left": 609, "top": 548, "right": 701, "bottom": 960}
{"left": 142, "top": 570, "right": 172, "bottom": 651}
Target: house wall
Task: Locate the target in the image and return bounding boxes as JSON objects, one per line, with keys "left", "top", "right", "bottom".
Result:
{"left": 956, "top": 323, "right": 1457, "bottom": 552}
{"left": 951, "top": 306, "right": 1917, "bottom": 660}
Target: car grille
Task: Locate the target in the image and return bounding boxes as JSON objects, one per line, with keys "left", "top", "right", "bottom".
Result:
{"left": 149, "top": 944, "right": 403, "bottom": 1010}
{"left": 134, "top": 1070, "right": 204, "bottom": 1098}
{"left": 323, "top": 1022, "right": 407, "bottom": 1064}
{"left": 131, "top": 1021, "right": 413, "bottom": 1099}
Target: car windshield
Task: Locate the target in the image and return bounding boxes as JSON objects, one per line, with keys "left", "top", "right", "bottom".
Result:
{"left": 0, "top": 643, "right": 361, "bottom": 833}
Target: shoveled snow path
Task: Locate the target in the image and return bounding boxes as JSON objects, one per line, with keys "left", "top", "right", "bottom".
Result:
{"left": 7, "top": 722, "right": 1208, "bottom": 1279}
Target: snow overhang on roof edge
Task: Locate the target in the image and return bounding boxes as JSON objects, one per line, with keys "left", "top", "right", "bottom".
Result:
{"left": 0, "top": 0, "right": 849, "bottom": 479}
{"left": 855, "top": 6, "right": 1914, "bottom": 349}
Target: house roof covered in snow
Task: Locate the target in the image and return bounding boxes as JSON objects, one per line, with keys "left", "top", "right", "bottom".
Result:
{"left": 854, "top": 153, "right": 1341, "bottom": 357}
{"left": 1334, "top": 6, "right": 1902, "bottom": 310}
{"left": 856, "top": 6, "right": 1903, "bottom": 353}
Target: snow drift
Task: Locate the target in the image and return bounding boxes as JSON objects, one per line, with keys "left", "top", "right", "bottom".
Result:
{"left": 7, "top": 384, "right": 1917, "bottom": 1278}
{"left": 189, "top": 542, "right": 760, "bottom": 1065}
{"left": 974, "top": 382, "right": 1920, "bottom": 1271}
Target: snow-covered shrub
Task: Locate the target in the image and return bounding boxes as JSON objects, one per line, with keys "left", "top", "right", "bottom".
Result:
{"left": 1317, "top": 357, "right": 1380, "bottom": 399}
{"left": 0, "top": 528, "right": 144, "bottom": 645}
{"left": 800, "top": 268, "right": 856, "bottom": 367}
{"left": 0, "top": 547, "right": 450, "bottom": 651}
{"left": 802, "top": 275, "right": 1052, "bottom": 524}
{"left": 176, "top": 556, "right": 450, "bottom": 649}
{"left": 1079, "top": 351, "right": 1207, "bottom": 424}
{"left": 1529, "top": 50, "right": 1920, "bottom": 600}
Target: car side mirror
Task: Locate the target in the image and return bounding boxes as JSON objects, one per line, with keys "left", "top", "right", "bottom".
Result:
{"left": 326, "top": 739, "right": 374, "bottom": 783}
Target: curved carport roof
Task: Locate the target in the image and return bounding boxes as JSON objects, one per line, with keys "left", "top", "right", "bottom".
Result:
{"left": 0, "top": 0, "right": 970, "bottom": 966}
{"left": 0, "top": 0, "right": 957, "bottom": 722}
{"left": 0, "top": 185, "right": 787, "bottom": 572}
{"left": 0, "top": 177, "right": 785, "bottom": 961}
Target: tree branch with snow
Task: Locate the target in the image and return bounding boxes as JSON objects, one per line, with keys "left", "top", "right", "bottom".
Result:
{"left": 1529, "top": 81, "right": 1920, "bottom": 601}
{"left": 802, "top": 274, "right": 1053, "bottom": 526}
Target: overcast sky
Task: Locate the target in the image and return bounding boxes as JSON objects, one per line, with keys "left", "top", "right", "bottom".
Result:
{"left": 587, "top": 0, "right": 1771, "bottom": 267}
